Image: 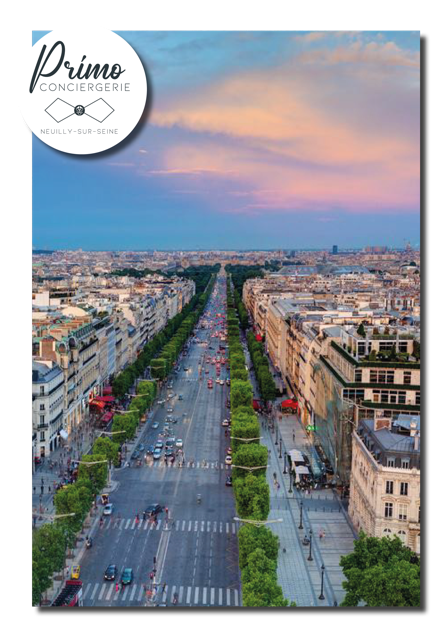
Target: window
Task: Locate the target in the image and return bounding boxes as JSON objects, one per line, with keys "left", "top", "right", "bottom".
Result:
{"left": 380, "top": 390, "right": 389, "bottom": 403}
{"left": 400, "top": 482, "right": 409, "bottom": 496}
{"left": 401, "top": 459, "right": 410, "bottom": 470}
{"left": 358, "top": 342, "right": 365, "bottom": 356}
{"left": 399, "top": 342, "right": 408, "bottom": 353}
{"left": 384, "top": 502, "right": 393, "bottom": 518}
{"left": 389, "top": 391, "right": 397, "bottom": 404}
{"left": 398, "top": 392, "right": 406, "bottom": 404}
{"left": 40, "top": 432, "right": 45, "bottom": 442}
{"left": 40, "top": 404, "right": 45, "bottom": 411}
{"left": 383, "top": 528, "right": 392, "bottom": 537}
{"left": 385, "top": 480, "right": 394, "bottom": 494}
{"left": 403, "top": 371, "right": 412, "bottom": 385}
{"left": 387, "top": 457, "right": 395, "bottom": 468}
{"left": 370, "top": 370, "right": 378, "bottom": 384}
{"left": 355, "top": 369, "right": 363, "bottom": 383}
{"left": 378, "top": 370, "right": 387, "bottom": 384}
{"left": 40, "top": 415, "right": 45, "bottom": 425}
{"left": 418, "top": 505, "right": 420, "bottom": 523}
{"left": 398, "top": 530, "right": 407, "bottom": 544}
{"left": 40, "top": 386, "right": 45, "bottom": 395}
{"left": 373, "top": 390, "right": 380, "bottom": 402}
{"left": 398, "top": 504, "right": 408, "bottom": 521}
{"left": 386, "top": 371, "right": 395, "bottom": 384}
{"left": 416, "top": 392, "right": 420, "bottom": 405}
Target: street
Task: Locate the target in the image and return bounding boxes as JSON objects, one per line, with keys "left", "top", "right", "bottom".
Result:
{"left": 78, "top": 274, "right": 241, "bottom": 607}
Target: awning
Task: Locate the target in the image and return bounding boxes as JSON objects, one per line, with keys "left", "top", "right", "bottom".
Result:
{"left": 90, "top": 400, "right": 106, "bottom": 410}
{"left": 295, "top": 465, "right": 310, "bottom": 475}
{"left": 282, "top": 399, "right": 298, "bottom": 409}
{"left": 94, "top": 395, "right": 115, "bottom": 403}
{"left": 101, "top": 411, "right": 114, "bottom": 423}
{"left": 288, "top": 449, "right": 306, "bottom": 463}
{"left": 255, "top": 334, "right": 263, "bottom": 342}
{"left": 103, "top": 385, "right": 113, "bottom": 395}
{"left": 59, "top": 429, "right": 69, "bottom": 440}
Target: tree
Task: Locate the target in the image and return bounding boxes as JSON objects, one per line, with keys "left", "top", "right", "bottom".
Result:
{"left": 357, "top": 322, "right": 366, "bottom": 337}
{"left": 339, "top": 532, "right": 420, "bottom": 607}
{"left": 92, "top": 437, "right": 120, "bottom": 466}
{"left": 234, "top": 475, "right": 270, "bottom": 520}
{"left": 231, "top": 380, "right": 253, "bottom": 411}
{"left": 150, "top": 358, "right": 167, "bottom": 380}
{"left": 32, "top": 524, "right": 67, "bottom": 604}
{"left": 233, "top": 443, "right": 268, "bottom": 478}
{"left": 77, "top": 454, "right": 108, "bottom": 495}
{"left": 238, "top": 524, "right": 279, "bottom": 570}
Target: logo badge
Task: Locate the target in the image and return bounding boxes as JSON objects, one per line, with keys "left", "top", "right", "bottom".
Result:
{"left": 23, "top": 30, "right": 148, "bottom": 155}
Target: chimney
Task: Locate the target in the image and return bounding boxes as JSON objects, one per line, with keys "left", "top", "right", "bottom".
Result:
{"left": 414, "top": 433, "right": 420, "bottom": 451}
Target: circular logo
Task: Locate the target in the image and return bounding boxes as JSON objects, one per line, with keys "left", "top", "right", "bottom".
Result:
{"left": 22, "top": 30, "right": 148, "bottom": 155}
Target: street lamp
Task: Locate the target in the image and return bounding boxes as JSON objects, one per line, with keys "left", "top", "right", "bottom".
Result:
{"left": 289, "top": 472, "right": 293, "bottom": 494}
{"left": 275, "top": 425, "right": 279, "bottom": 445}
{"left": 279, "top": 439, "right": 282, "bottom": 459}
{"left": 233, "top": 516, "right": 283, "bottom": 528}
{"left": 308, "top": 529, "right": 313, "bottom": 562}
{"left": 319, "top": 564, "right": 325, "bottom": 600}
{"left": 299, "top": 500, "right": 303, "bottom": 529}
{"left": 231, "top": 464, "right": 269, "bottom": 472}
{"left": 283, "top": 453, "right": 287, "bottom": 474}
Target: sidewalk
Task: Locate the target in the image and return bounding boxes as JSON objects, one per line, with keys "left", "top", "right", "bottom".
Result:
{"left": 242, "top": 333, "right": 355, "bottom": 606}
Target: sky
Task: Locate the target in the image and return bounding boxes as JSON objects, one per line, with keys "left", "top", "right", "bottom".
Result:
{"left": 32, "top": 31, "right": 420, "bottom": 250}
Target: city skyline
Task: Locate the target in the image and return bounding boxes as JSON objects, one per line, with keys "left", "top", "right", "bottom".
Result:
{"left": 33, "top": 31, "right": 420, "bottom": 250}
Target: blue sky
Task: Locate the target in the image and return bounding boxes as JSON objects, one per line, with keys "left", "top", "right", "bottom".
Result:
{"left": 32, "top": 31, "right": 420, "bottom": 250}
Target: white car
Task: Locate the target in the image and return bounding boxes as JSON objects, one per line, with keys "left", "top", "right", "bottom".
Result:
{"left": 103, "top": 503, "right": 113, "bottom": 516}
{"left": 225, "top": 455, "right": 232, "bottom": 466}
{"left": 151, "top": 422, "right": 159, "bottom": 430}
{"left": 175, "top": 438, "right": 183, "bottom": 448}
{"left": 167, "top": 408, "right": 173, "bottom": 414}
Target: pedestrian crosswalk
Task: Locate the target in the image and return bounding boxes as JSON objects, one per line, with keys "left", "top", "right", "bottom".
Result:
{"left": 145, "top": 459, "right": 229, "bottom": 469}
{"left": 82, "top": 582, "right": 241, "bottom": 607}
{"left": 102, "top": 518, "right": 239, "bottom": 534}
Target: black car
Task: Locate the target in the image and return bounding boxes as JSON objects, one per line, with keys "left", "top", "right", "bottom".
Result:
{"left": 165, "top": 447, "right": 174, "bottom": 458}
{"left": 144, "top": 504, "right": 164, "bottom": 517}
{"left": 147, "top": 445, "right": 155, "bottom": 455}
{"left": 138, "top": 444, "right": 145, "bottom": 452}
{"left": 225, "top": 476, "right": 232, "bottom": 487}
{"left": 131, "top": 451, "right": 140, "bottom": 460}
{"left": 104, "top": 564, "right": 117, "bottom": 581}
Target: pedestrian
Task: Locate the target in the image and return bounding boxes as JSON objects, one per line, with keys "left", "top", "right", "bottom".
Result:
{"left": 292, "top": 432, "right": 295, "bottom": 443}
{"left": 115, "top": 582, "right": 120, "bottom": 593}
{"left": 33, "top": 486, "right": 36, "bottom": 494}
{"left": 48, "top": 486, "right": 51, "bottom": 493}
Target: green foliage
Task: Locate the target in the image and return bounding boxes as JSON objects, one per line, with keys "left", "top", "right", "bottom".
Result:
{"left": 234, "top": 474, "right": 270, "bottom": 520}
{"left": 238, "top": 524, "right": 279, "bottom": 569}
{"left": 232, "top": 443, "right": 268, "bottom": 478}
{"left": 339, "top": 532, "right": 420, "bottom": 607}
{"left": 230, "top": 380, "right": 253, "bottom": 411}
{"left": 357, "top": 322, "right": 366, "bottom": 337}
{"left": 92, "top": 437, "right": 120, "bottom": 466}
{"left": 32, "top": 524, "right": 67, "bottom": 605}
{"left": 77, "top": 454, "right": 108, "bottom": 495}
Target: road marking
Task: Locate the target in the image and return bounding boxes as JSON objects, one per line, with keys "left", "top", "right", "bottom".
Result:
{"left": 226, "top": 523, "right": 229, "bottom": 534}
{"left": 234, "top": 589, "right": 239, "bottom": 606}
{"left": 131, "top": 520, "right": 136, "bottom": 530}
{"left": 213, "top": 521, "right": 217, "bottom": 532}
{"left": 130, "top": 584, "right": 137, "bottom": 600}
{"left": 170, "top": 585, "right": 176, "bottom": 603}
{"left": 194, "top": 521, "right": 198, "bottom": 532}
{"left": 121, "top": 586, "right": 128, "bottom": 601}
{"left": 219, "top": 522, "right": 223, "bottom": 533}
{"left": 219, "top": 588, "right": 222, "bottom": 605}
{"left": 144, "top": 521, "right": 149, "bottom": 530}
{"left": 113, "top": 587, "right": 120, "bottom": 601}
{"left": 125, "top": 518, "right": 131, "bottom": 530}
{"left": 156, "top": 521, "right": 161, "bottom": 530}
{"left": 201, "top": 521, "right": 205, "bottom": 532}
{"left": 137, "top": 584, "right": 144, "bottom": 601}
{"left": 194, "top": 586, "right": 199, "bottom": 604}
{"left": 186, "top": 586, "right": 191, "bottom": 605}
{"left": 188, "top": 521, "right": 192, "bottom": 532}
{"left": 179, "top": 586, "right": 184, "bottom": 604}
{"left": 231, "top": 523, "right": 236, "bottom": 534}
{"left": 105, "top": 583, "right": 114, "bottom": 601}
{"left": 182, "top": 520, "right": 186, "bottom": 531}
{"left": 91, "top": 583, "right": 99, "bottom": 600}
{"left": 210, "top": 588, "right": 215, "bottom": 605}
{"left": 207, "top": 521, "right": 211, "bottom": 532}
{"left": 226, "top": 588, "right": 231, "bottom": 606}
{"left": 83, "top": 583, "right": 92, "bottom": 598}
{"left": 203, "top": 587, "right": 207, "bottom": 605}
{"left": 98, "top": 583, "right": 107, "bottom": 600}
{"left": 162, "top": 589, "right": 167, "bottom": 604}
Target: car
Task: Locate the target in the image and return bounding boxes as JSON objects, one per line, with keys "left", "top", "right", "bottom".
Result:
{"left": 153, "top": 448, "right": 163, "bottom": 460}
{"left": 225, "top": 476, "right": 232, "bottom": 487}
{"left": 144, "top": 504, "right": 164, "bottom": 517}
{"left": 157, "top": 399, "right": 165, "bottom": 405}
{"left": 147, "top": 445, "right": 155, "bottom": 455}
{"left": 151, "top": 422, "right": 159, "bottom": 430}
{"left": 165, "top": 447, "right": 174, "bottom": 458}
{"left": 155, "top": 440, "right": 164, "bottom": 449}
{"left": 183, "top": 366, "right": 189, "bottom": 371}
{"left": 225, "top": 455, "right": 232, "bottom": 465}
{"left": 103, "top": 503, "right": 113, "bottom": 516}
{"left": 175, "top": 438, "right": 183, "bottom": 448}
{"left": 138, "top": 444, "right": 145, "bottom": 452}
{"left": 222, "top": 419, "right": 229, "bottom": 428}
{"left": 166, "top": 416, "right": 173, "bottom": 423}
{"left": 220, "top": 380, "right": 225, "bottom": 386}
{"left": 131, "top": 451, "right": 140, "bottom": 460}
{"left": 104, "top": 564, "right": 117, "bottom": 581}
{"left": 168, "top": 393, "right": 174, "bottom": 399}
{"left": 167, "top": 408, "right": 173, "bottom": 414}
{"left": 71, "top": 565, "right": 80, "bottom": 579}
{"left": 166, "top": 437, "right": 176, "bottom": 447}
{"left": 121, "top": 568, "right": 133, "bottom": 585}
{"left": 178, "top": 394, "right": 183, "bottom": 401}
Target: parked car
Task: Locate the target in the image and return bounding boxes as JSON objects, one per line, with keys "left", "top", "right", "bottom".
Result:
{"left": 151, "top": 422, "right": 159, "bottom": 430}
{"left": 225, "top": 455, "right": 232, "bottom": 465}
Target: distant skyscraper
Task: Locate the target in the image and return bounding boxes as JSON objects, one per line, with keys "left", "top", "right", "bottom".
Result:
{"left": 332, "top": 245, "right": 338, "bottom": 255}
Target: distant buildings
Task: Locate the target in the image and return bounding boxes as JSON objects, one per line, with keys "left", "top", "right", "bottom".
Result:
{"left": 332, "top": 245, "right": 338, "bottom": 255}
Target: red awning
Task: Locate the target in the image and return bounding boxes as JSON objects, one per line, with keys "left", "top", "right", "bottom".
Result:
{"left": 282, "top": 399, "right": 298, "bottom": 409}
{"left": 103, "top": 385, "right": 113, "bottom": 395}
{"left": 90, "top": 400, "right": 106, "bottom": 410}
{"left": 253, "top": 399, "right": 261, "bottom": 410}
{"left": 255, "top": 334, "right": 263, "bottom": 342}
{"left": 101, "top": 411, "right": 114, "bottom": 423}
{"left": 94, "top": 395, "right": 115, "bottom": 403}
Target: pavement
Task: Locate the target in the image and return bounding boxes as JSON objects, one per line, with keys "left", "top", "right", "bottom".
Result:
{"left": 50, "top": 274, "right": 241, "bottom": 607}
{"left": 242, "top": 333, "right": 356, "bottom": 607}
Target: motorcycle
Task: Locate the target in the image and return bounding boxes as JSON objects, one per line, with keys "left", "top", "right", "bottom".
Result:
{"left": 86, "top": 537, "right": 92, "bottom": 549}
{"left": 197, "top": 494, "right": 202, "bottom": 504}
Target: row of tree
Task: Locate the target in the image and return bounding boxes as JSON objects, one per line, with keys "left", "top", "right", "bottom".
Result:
{"left": 246, "top": 332, "right": 278, "bottom": 403}
{"left": 227, "top": 278, "right": 291, "bottom": 606}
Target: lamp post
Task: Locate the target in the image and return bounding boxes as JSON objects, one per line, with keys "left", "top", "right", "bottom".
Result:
{"left": 318, "top": 564, "right": 325, "bottom": 600}
{"left": 299, "top": 500, "right": 303, "bottom": 529}
{"left": 308, "top": 529, "right": 313, "bottom": 561}
{"left": 283, "top": 453, "right": 287, "bottom": 474}
{"left": 288, "top": 471, "right": 293, "bottom": 494}
{"left": 275, "top": 424, "right": 279, "bottom": 445}
{"left": 279, "top": 439, "right": 282, "bottom": 459}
